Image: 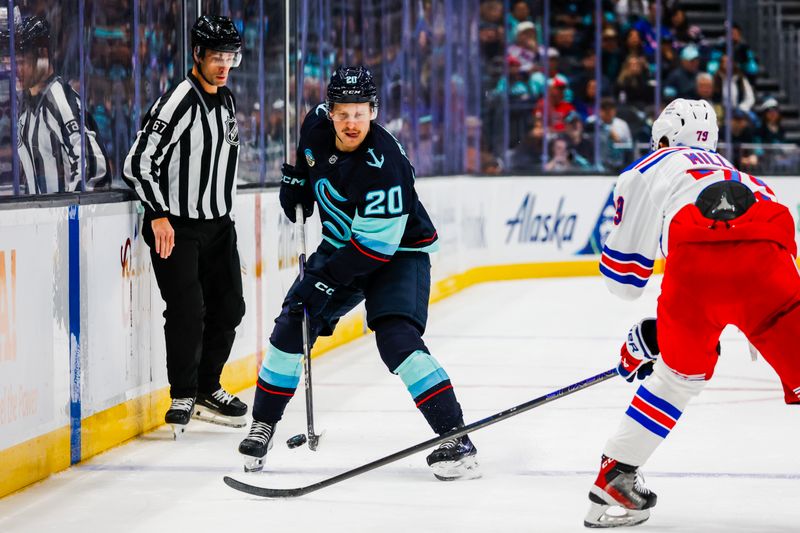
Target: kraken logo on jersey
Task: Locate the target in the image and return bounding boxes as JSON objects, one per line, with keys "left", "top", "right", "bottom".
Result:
{"left": 305, "top": 148, "right": 316, "bottom": 167}
{"left": 225, "top": 116, "right": 239, "bottom": 146}
{"left": 314, "top": 178, "right": 353, "bottom": 242}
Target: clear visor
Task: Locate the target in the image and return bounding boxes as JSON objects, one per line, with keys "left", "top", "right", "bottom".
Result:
{"left": 328, "top": 107, "right": 377, "bottom": 123}
{"left": 197, "top": 47, "right": 242, "bottom": 68}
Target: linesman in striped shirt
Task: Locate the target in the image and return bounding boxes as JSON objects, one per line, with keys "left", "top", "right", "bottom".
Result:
{"left": 4, "top": 15, "right": 108, "bottom": 194}
{"left": 123, "top": 15, "right": 248, "bottom": 438}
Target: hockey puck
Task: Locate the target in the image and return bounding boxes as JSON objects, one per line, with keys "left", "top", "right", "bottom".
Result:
{"left": 286, "top": 433, "right": 307, "bottom": 449}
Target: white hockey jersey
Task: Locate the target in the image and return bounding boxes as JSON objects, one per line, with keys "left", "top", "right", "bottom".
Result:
{"left": 600, "top": 146, "right": 780, "bottom": 300}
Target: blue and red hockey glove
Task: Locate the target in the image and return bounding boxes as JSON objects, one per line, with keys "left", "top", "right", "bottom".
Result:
{"left": 617, "top": 318, "right": 659, "bottom": 382}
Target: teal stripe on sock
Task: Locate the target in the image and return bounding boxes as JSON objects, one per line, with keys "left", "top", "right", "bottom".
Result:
{"left": 394, "top": 350, "right": 449, "bottom": 394}
{"left": 408, "top": 368, "right": 450, "bottom": 398}
{"left": 259, "top": 343, "right": 302, "bottom": 382}
{"left": 258, "top": 367, "right": 301, "bottom": 389}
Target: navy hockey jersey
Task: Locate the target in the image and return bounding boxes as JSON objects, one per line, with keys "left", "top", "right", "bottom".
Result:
{"left": 295, "top": 103, "right": 438, "bottom": 285}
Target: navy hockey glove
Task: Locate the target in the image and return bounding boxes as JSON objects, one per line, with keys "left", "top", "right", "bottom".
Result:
{"left": 290, "top": 271, "right": 336, "bottom": 318}
{"left": 618, "top": 318, "right": 659, "bottom": 382}
{"left": 279, "top": 163, "right": 315, "bottom": 223}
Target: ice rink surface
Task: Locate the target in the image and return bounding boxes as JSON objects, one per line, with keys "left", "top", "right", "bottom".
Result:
{"left": 1, "top": 276, "right": 798, "bottom": 532}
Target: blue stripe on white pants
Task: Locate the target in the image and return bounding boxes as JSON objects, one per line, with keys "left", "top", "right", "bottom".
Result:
{"left": 603, "top": 360, "right": 706, "bottom": 466}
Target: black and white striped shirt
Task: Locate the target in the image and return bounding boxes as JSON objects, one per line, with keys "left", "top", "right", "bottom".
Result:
{"left": 123, "top": 72, "right": 240, "bottom": 219}
{"left": 18, "top": 75, "right": 109, "bottom": 194}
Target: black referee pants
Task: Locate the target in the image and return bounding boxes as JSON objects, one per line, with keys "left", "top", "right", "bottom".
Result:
{"left": 143, "top": 215, "right": 245, "bottom": 399}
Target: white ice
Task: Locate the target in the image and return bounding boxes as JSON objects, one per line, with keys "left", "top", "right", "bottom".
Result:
{"left": 1, "top": 276, "right": 798, "bottom": 532}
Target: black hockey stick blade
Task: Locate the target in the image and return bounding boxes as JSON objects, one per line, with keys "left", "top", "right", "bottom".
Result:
{"left": 223, "top": 367, "right": 617, "bottom": 498}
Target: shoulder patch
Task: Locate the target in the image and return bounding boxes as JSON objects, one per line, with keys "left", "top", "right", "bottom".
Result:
{"left": 366, "top": 148, "right": 385, "bottom": 168}
{"left": 149, "top": 118, "right": 169, "bottom": 134}
{"left": 304, "top": 148, "right": 316, "bottom": 167}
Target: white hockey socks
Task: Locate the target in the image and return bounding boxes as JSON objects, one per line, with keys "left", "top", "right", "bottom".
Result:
{"left": 603, "top": 360, "right": 707, "bottom": 466}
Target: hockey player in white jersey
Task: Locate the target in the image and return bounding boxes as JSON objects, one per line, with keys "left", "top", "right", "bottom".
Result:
{"left": 584, "top": 99, "right": 800, "bottom": 528}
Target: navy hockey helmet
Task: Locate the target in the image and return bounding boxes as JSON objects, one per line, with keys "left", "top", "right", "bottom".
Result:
{"left": 191, "top": 15, "right": 242, "bottom": 66}
{"left": 326, "top": 66, "right": 379, "bottom": 116}
{"left": 7, "top": 15, "right": 51, "bottom": 54}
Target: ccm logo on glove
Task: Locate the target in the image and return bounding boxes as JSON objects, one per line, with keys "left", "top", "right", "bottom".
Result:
{"left": 282, "top": 175, "right": 306, "bottom": 186}
{"left": 314, "top": 281, "right": 334, "bottom": 295}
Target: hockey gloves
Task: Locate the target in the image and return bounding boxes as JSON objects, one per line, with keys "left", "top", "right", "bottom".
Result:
{"left": 280, "top": 163, "right": 315, "bottom": 223}
{"left": 290, "top": 271, "right": 336, "bottom": 318}
{"left": 618, "top": 318, "right": 659, "bottom": 382}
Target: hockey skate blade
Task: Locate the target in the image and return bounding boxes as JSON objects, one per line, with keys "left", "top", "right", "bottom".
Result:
{"left": 191, "top": 407, "right": 247, "bottom": 428}
{"left": 583, "top": 501, "right": 650, "bottom": 528}
{"left": 431, "top": 456, "right": 481, "bottom": 481}
{"left": 170, "top": 423, "right": 188, "bottom": 440}
{"left": 242, "top": 455, "right": 265, "bottom": 473}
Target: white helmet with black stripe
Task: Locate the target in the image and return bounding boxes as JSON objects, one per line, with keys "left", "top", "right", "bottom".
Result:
{"left": 650, "top": 98, "right": 719, "bottom": 152}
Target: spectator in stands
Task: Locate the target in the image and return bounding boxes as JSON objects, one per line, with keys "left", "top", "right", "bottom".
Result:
{"left": 544, "top": 134, "right": 588, "bottom": 172}
{"left": 553, "top": 26, "right": 582, "bottom": 75}
{"left": 712, "top": 54, "right": 755, "bottom": 117}
{"left": 616, "top": 55, "right": 651, "bottom": 107}
{"left": 573, "top": 50, "right": 612, "bottom": 104}
{"left": 535, "top": 74, "right": 577, "bottom": 133}
{"left": 731, "top": 23, "right": 759, "bottom": 81}
{"left": 632, "top": 2, "right": 673, "bottom": 62}
{"left": 507, "top": 0, "right": 534, "bottom": 44}
{"left": 480, "top": 0, "right": 504, "bottom": 25}
{"left": 727, "top": 108, "right": 759, "bottom": 169}
{"left": 601, "top": 27, "right": 624, "bottom": 83}
{"left": 757, "top": 97, "right": 786, "bottom": 144}
{"left": 659, "top": 35, "right": 679, "bottom": 80}
{"left": 481, "top": 149, "right": 503, "bottom": 175}
{"left": 546, "top": 47, "right": 562, "bottom": 78}
{"left": 622, "top": 28, "right": 646, "bottom": 61}
{"left": 664, "top": 44, "right": 700, "bottom": 99}
{"left": 479, "top": 22, "right": 504, "bottom": 80}
{"left": 587, "top": 97, "right": 632, "bottom": 171}
{"left": 614, "top": 0, "right": 649, "bottom": 27}
{"left": 668, "top": 7, "right": 703, "bottom": 50}
{"left": 565, "top": 110, "right": 593, "bottom": 162}
{"left": 509, "top": 115, "right": 544, "bottom": 172}
{"left": 507, "top": 20, "right": 542, "bottom": 74}
{"left": 695, "top": 72, "right": 723, "bottom": 126}
{"left": 497, "top": 55, "right": 538, "bottom": 102}
{"left": 755, "top": 97, "right": 795, "bottom": 172}
{"left": 574, "top": 78, "right": 595, "bottom": 121}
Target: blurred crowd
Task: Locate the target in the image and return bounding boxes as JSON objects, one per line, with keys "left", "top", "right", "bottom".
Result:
{"left": 479, "top": 0, "right": 794, "bottom": 174}
{"left": 0, "top": 0, "right": 288, "bottom": 195}
{"left": 1, "top": 0, "right": 798, "bottom": 197}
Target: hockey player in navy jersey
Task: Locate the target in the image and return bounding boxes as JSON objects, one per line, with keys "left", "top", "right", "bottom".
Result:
{"left": 238, "top": 66, "right": 478, "bottom": 480}
{"left": 584, "top": 99, "right": 800, "bottom": 528}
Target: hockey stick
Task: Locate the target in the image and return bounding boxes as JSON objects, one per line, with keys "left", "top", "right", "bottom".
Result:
{"left": 224, "top": 367, "right": 618, "bottom": 498}
{"left": 290, "top": 204, "right": 322, "bottom": 451}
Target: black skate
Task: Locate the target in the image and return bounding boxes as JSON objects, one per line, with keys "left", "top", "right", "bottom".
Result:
{"left": 425, "top": 433, "right": 480, "bottom": 481}
{"left": 192, "top": 388, "right": 248, "bottom": 428}
{"left": 584, "top": 455, "right": 657, "bottom": 528}
{"left": 238, "top": 420, "right": 276, "bottom": 472}
{"left": 165, "top": 397, "right": 195, "bottom": 440}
